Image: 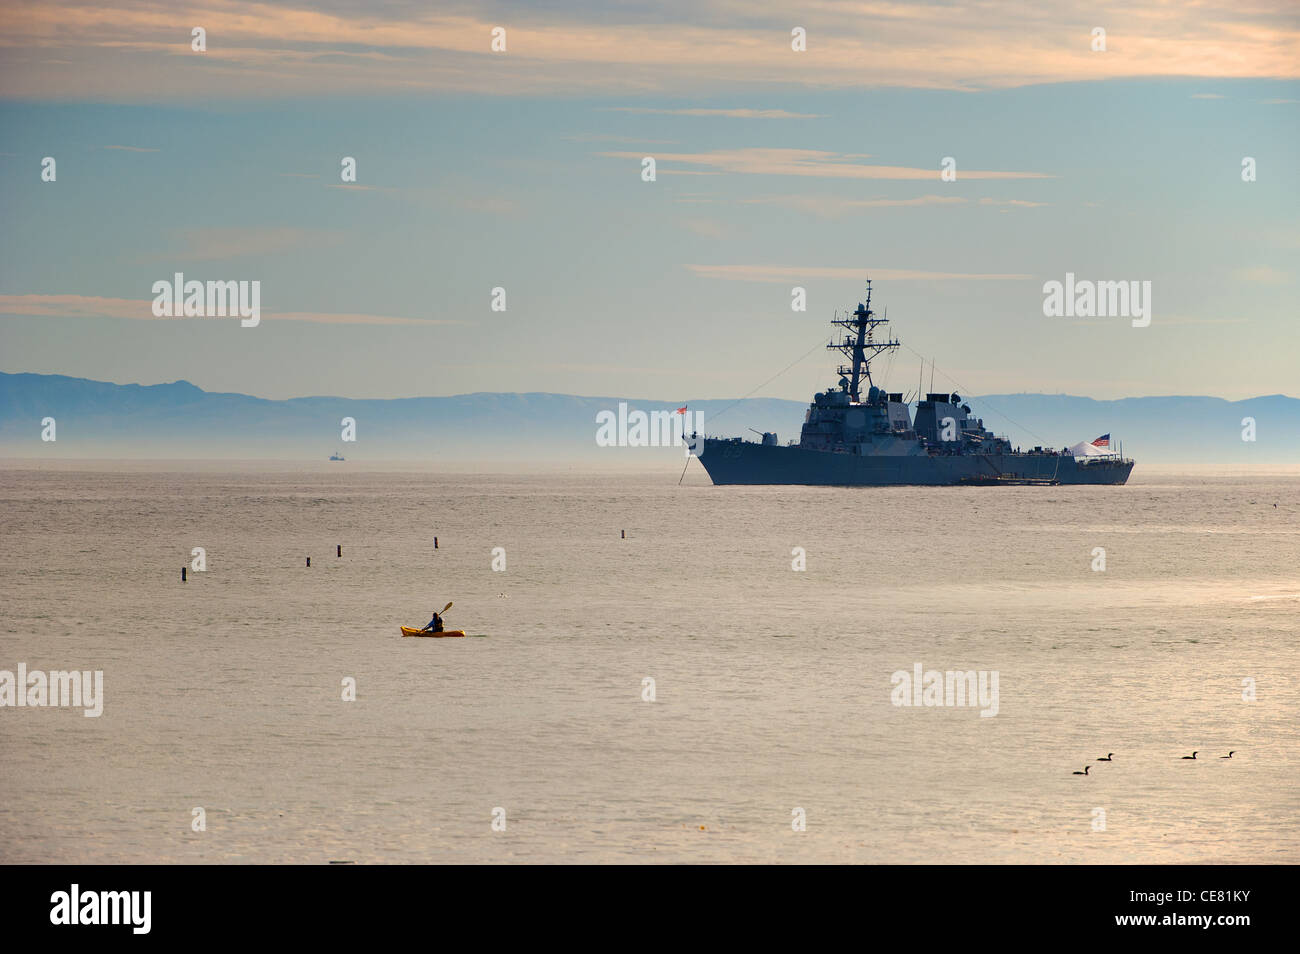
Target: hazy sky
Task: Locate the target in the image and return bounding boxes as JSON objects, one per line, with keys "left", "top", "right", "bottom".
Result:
{"left": 1, "top": 0, "right": 1297, "bottom": 401}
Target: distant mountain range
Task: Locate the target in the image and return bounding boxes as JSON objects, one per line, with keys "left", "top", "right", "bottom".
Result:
{"left": 1, "top": 372, "right": 1296, "bottom": 467}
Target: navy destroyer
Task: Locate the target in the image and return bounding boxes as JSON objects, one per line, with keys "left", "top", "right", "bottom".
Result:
{"left": 694, "top": 281, "right": 1134, "bottom": 486}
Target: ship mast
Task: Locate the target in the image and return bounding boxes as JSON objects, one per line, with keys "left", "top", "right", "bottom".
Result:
{"left": 828, "top": 279, "right": 899, "bottom": 401}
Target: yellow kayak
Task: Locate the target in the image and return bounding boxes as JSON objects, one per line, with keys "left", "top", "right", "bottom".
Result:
{"left": 401, "top": 626, "right": 467, "bottom": 638}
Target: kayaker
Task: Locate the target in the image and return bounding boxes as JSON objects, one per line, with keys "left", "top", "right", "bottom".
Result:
{"left": 423, "top": 611, "right": 444, "bottom": 633}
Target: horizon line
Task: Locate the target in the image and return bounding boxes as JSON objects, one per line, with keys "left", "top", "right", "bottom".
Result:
{"left": 1, "top": 370, "right": 1294, "bottom": 405}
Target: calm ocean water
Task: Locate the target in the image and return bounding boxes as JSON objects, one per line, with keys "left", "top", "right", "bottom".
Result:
{"left": 1, "top": 462, "right": 1296, "bottom": 863}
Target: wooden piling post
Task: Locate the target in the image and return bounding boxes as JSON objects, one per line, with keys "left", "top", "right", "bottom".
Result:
{"left": 306, "top": 556, "right": 311, "bottom": 567}
{"left": 337, "top": 544, "right": 341, "bottom": 558}
{"left": 181, "top": 566, "right": 187, "bottom": 582}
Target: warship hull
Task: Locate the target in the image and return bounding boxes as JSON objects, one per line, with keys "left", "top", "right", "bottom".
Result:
{"left": 697, "top": 439, "right": 1134, "bottom": 486}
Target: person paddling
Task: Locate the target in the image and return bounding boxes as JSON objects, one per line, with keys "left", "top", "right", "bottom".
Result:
{"left": 422, "top": 601, "right": 452, "bottom": 633}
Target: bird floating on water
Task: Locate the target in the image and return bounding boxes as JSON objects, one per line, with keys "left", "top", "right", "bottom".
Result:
{"left": 1181, "top": 751, "right": 1198, "bottom": 760}
{"left": 1221, "top": 751, "right": 1235, "bottom": 759}
{"left": 1072, "top": 766, "right": 1091, "bottom": 776}
{"left": 1097, "top": 753, "right": 1113, "bottom": 761}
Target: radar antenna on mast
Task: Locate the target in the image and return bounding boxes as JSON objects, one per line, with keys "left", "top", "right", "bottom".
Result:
{"left": 827, "top": 278, "right": 900, "bottom": 401}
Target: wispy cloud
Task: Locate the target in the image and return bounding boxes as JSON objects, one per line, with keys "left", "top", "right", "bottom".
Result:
{"left": 141, "top": 227, "right": 344, "bottom": 263}
{"left": 0, "top": 1, "right": 1295, "bottom": 98}
{"left": 0, "top": 294, "right": 461, "bottom": 325}
{"left": 0, "top": 295, "right": 157, "bottom": 321}
{"left": 741, "top": 194, "right": 1047, "bottom": 217}
{"left": 534, "top": 362, "right": 692, "bottom": 378}
{"left": 562, "top": 133, "right": 679, "bottom": 144}
{"left": 601, "top": 107, "right": 822, "bottom": 119}
{"left": 602, "top": 148, "right": 1050, "bottom": 180}
{"left": 741, "top": 193, "right": 961, "bottom": 217}
{"left": 266, "top": 311, "right": 459, "bottom": 325}
{"left": 679, "top": 218, "right": 731, "bottom": 238}
{"left": 457, "top": 195, "right": 521, "bottom": 215}
{"left": 738, "top": 193, "right": 1045, "bottom": 217}
{"left": 1190, "top": 93, "right": 1227, "bottom": 99}
{"left": 103, "top": 144, "right": 159, "bottom": 152}
{"left": 978, "top": 198, "right": 1047, "bottom": 208}
{"left": 1232, "top": 265, "right": 1292, "bottom": 284}
{"left": 685, "top": 265, "right": 1031, "bottom": 283}
{"left": 1153, "top": 314, "right": 1250, "bottom": 325}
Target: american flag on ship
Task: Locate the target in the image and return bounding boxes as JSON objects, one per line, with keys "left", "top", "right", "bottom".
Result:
{"left": 1091, "top": 434, "right": 1110, "bottom": 448}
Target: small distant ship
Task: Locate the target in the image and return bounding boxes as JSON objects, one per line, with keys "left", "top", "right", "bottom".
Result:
{"left": 694, "top": 280, "right": 1134, "bottom": 486}
{"left": 328, "top": 451, "right": 345, "bottom": 461}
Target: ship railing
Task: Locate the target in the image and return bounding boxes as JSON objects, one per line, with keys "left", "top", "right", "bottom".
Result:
{"left": 1074, "top": 450, "right": 1123, "bottom": 460}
